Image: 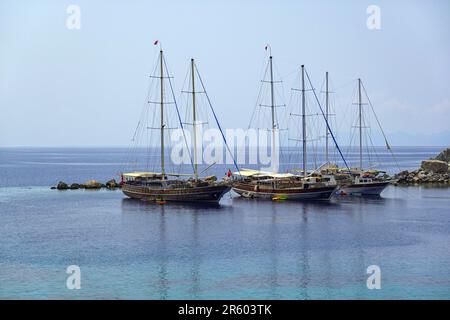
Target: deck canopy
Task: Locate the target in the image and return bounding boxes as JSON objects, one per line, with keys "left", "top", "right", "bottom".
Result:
{"left": 122, "top": 172, "right": 192, "bottom": 178}
{"left": 233, "top": 168, "right": 295, "bottom": 179}
{"left": 363, "top": 169, "right": 386, "bottom": 175}
{"left": 123, "top": 172, "right": 161, "bottom": 178}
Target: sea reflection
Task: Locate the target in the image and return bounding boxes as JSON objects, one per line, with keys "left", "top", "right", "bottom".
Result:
{"left": 120, "top": 198, "right": 231, "bottom": 298}
{"left": 157, "top": 206, "right": 168, "bottom": 299}
{"left": 120, "top": 197, "right": 224, "bottom": 212}
{"left": 116, "top": 189, "right": 445, "bottom": 299}
{"left": 298, "top": 205, "right": 311, "bottom": 299}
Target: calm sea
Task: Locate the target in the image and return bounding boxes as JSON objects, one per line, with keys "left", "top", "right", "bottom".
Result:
{"left": 0, "top": 146, "right": 449, "bottom": 299}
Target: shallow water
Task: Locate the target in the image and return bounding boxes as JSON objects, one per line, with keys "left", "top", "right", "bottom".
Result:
{"left": 0, "top": 147, "right": 449, "bottom": 299}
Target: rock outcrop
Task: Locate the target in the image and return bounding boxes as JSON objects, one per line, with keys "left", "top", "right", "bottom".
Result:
{"left": 70, "top": 183, "right": 81, "bottom": 190}
{"left": 84, "top": 180, "right": 103, "bottom": 189}
{"left": 52, "top": 178, "right": 122, "bottom": 190}
{"left": 435, "top": 148, "right": 450, "bottom": 163}
{"left": 394, "top": 147, "right": 450, "bottom": 185}
{"left": 394, "top": 169, "right": 449, "bottom": 184}
{"left": 105, "top": 179, "right": 119, "bottom": 189}
{"left": 420, "top": 160, "right": 448, "bottom": 174}
{"left": 56, "top": 181, "right": 69, "bottom": 190}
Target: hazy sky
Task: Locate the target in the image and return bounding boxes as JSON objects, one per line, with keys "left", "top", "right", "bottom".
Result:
{"left": 1, "top": 0, "right": 449, "bottom": 146}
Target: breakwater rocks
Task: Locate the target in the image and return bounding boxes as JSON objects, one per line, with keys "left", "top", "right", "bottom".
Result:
{"left": 51, "top": 179, "right": 122, "bottom": 190}
{"left": 394, "top": 148, "right": 450, "bottom": 185}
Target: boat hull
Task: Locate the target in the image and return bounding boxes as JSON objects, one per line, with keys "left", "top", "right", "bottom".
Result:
{"left": 232, "top": 183, "right": 337, "bottom": 200}
{"left": 122, "top": 183, "right": 231, "bottom": 203}
{"left": 339, "top": 181, "right": 389, "bottom": 196}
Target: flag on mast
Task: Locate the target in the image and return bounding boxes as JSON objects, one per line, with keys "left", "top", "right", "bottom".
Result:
{"left": 154, "top": 40, "right": 159, "bottom": 45}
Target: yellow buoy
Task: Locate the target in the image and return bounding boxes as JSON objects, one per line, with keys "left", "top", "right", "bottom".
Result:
{"left": 272, "top": 195, "right": 287, "bottom": 201}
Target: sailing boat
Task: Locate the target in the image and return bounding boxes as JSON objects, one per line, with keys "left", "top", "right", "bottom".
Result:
{"left": 336, "top": 78, "right": 390, "bottom": 196}
{"left": 232, "top": 55, "right": 337, "bottom": 200}
{"left": 121, "top": 50, "right": 231, "bottom": 203}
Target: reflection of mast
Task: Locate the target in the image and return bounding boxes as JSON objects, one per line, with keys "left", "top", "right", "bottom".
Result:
{"left": 157, "top": 207, "right": 168, "bottom": 299}
{"left": 159, "top": 50, "right": 165, "bottom": 179}
{"left": 190, "top": 211, "right": 201, "bottom": 298}
{"left": 299, "top": 205, "right": 310, "bottom": 299}
{"left": 191, "top": 59, "right": 198, "bottom": 179}
{"left": 269, "top": 202, "right": 279, "bottom": 298}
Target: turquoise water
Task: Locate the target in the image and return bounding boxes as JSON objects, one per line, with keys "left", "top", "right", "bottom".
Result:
{"left": 0, "top": 147, "right": 449, "bottom": 299}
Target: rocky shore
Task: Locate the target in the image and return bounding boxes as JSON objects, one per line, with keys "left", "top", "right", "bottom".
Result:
{"left": 394, "top": 148, "right": 450, "bottom": 185}
{"left": 51, "top": 179, "right": 122, "bottom": 190}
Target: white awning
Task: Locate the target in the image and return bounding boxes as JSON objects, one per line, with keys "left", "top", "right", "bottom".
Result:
{"left": 233, "top": 168, "right": 294, "bottom": 178}
{"left": 122, "top": 172, "right": 193, "bottom": 178}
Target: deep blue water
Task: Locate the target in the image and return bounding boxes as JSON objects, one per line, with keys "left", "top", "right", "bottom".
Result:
{"left": 0, "top": 147, "right": 449, "bottom": 299}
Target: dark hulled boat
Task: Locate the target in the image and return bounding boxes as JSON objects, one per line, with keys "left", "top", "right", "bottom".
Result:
{"left": 232, "top": 170, "right": 336, "bottom": 200}
{"left": 338, "top": 170, "right": 390, "bottom": 196}
{"left": 319, "top": 77, "right": 392, "bottom": 196}
{"left": 232, "top": 54, "right": 339, "bottom": 201}
{"left": 122, "top": 173, "right": 230, "bottom": 203}
{"left": 122, "top": 48, "right": 231, "bottom": 203}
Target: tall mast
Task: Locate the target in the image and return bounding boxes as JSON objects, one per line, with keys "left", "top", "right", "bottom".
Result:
{"left": 269, "top": 56, "right": 276, "bottom": 172}
{"left": 325, "top": 71, "right": 329, "bottom": 163}
{"left": 191, "top": 58, "right": 198, "bottom": 179}
{"left": 160, "top": 50, "right": 165, "bottom": 179}
{"left": 358, "top": 78, "right": 362, "bottom": 169}
{"left": 301, "top": 65, "right": 307, "bottom": 179}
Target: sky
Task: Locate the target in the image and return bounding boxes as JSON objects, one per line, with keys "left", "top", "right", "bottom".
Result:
{"left": 1, "top": 0, "right": 449, "bottom": 147}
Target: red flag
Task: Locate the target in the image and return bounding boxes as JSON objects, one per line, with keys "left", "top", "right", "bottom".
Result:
{"left": 227, "top": 169, "right": 232, "bottom": 177}
{"left": 153, "top": 40, "right": 159, "bottom": 45}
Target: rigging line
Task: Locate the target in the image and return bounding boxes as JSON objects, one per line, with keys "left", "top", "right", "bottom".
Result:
{"left": 285, "top": 88, "right": 296, "bottom": 168}
{"left": 360, "top": 81, "right": 403, "bottom": 173}
{"left": 249, "top": 54, "right": 269, "bottom": 130}
{"left": 274, "top": 63, "right": 287, "bottom": 103}
{"left": 248, "top": 60, "right": 270, "bottom": 130}
{"left": 333, "top": 78, "right": 358, "bottom": 91}
{"left": 272, "top": 63, "right": 288, "bottom": 169}
{"left": 360, "top": 81, "right": 391, "bottom": 150}
{"left": 125, "top": 114, "right": 142, "bottom": 170}
{"left": 348, "top": 114, "right": 360, "bottom": 161}
{"left": 365, "top": 123, "right": 373, "bottom": 169}
{"left": 290, "top": 73, "right": 305, "bottom": 169}
{"left": 146, "top": 104, "right": 151, "bottom": 170}
{"left": 139, "top": 55, "right": 161, "bottom": 171}
{"left": 292, "top": 89, "right": 304, "bottom": 170}
{"left": 335, "top": 81, "right": 356, "bottom": 145}
{"left": 304, "top": 68, "right": 350, "bottom": 171}
{"left": 130, "top": 110, "right": 145, "bottom": 170}
{"left": 344, "top": 84, "right": 359, "bottom": 160}
{"left": 124, "top": 59, "right": 159, "bottom": 172}
{"left": 280, "top": 67, "right": 300, "bottom": 81}
{"left": 194, "top": 64, "right": 241, "bottom": 174}
{"left": 367, "top": 132, "right": 381, "bottom": 169}
{"left": 162, "top": 55, "right": 195, "bottom": 173}
{"left": 365, "top": 110, "right": 383, "bottom": 170}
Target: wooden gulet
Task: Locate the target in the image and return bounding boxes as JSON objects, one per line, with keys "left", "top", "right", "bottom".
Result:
{"left": 121, "top": 49, "right": 231, "bottom": 204}
{"left": 232, "top": 54, "right": 337, "bottom": 201}
{"left": 337, "top": 78, "right": 391, "bottom": 196}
